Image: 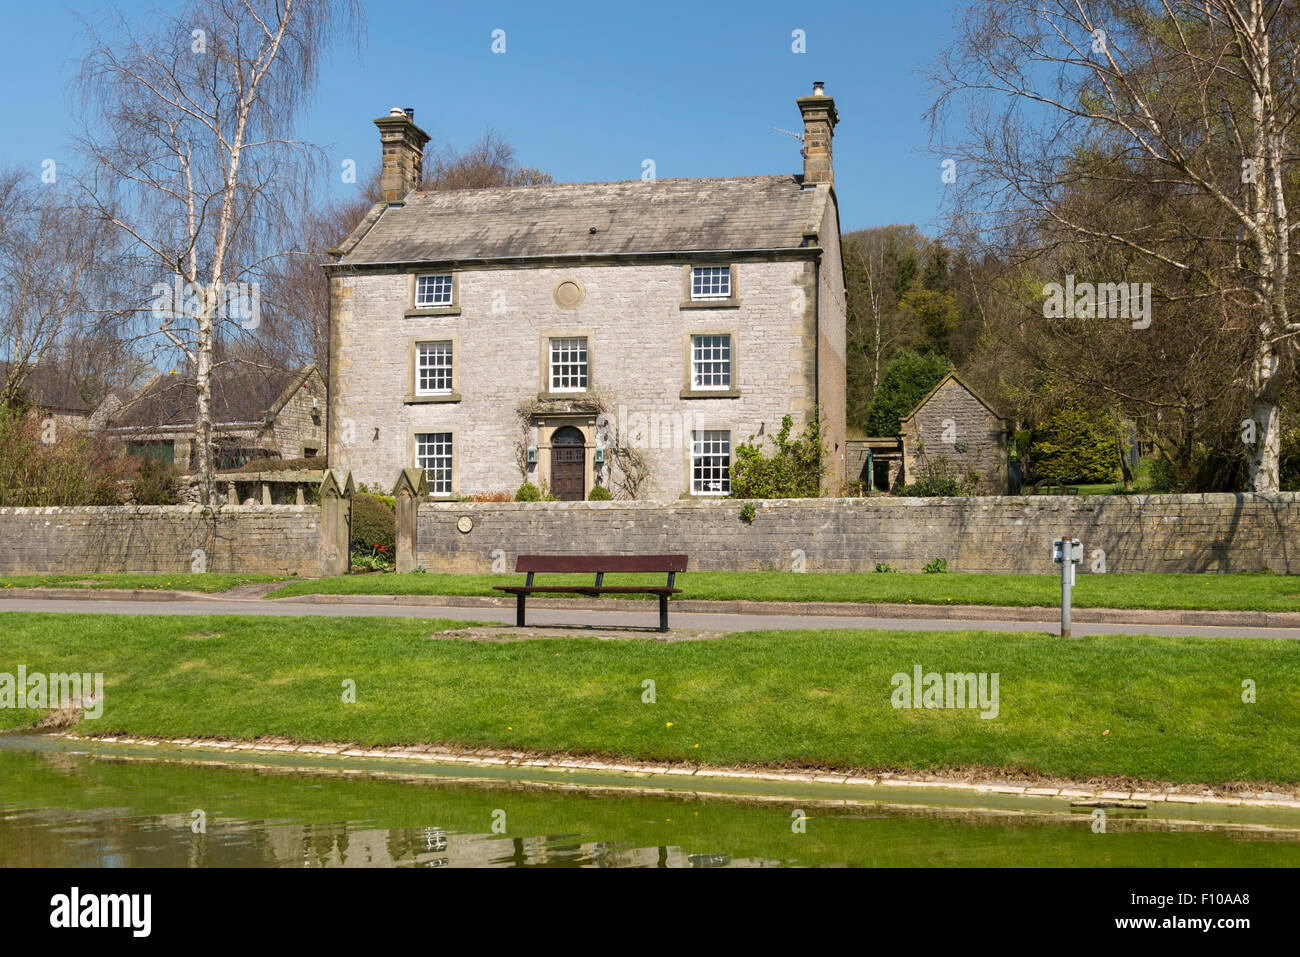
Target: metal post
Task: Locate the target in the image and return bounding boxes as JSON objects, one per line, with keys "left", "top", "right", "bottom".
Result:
{"left": 1061, "top": 541, "right": 1072, "bottom": 638}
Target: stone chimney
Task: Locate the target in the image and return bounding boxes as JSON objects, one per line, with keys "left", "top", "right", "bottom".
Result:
{"left": 796, "top": 81, "right": 839, "bottom": 186}
{"left": 374, "top": 107, "right": 431, "bottom": 203}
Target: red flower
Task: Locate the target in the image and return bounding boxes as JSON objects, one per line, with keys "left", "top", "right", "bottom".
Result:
{"left": 378, "top": 545, "right": 385, "bottom": 552}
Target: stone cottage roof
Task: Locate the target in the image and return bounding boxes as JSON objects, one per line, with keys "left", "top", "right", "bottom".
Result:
{"left": 0, "top": 361, "right": 90, "bottom": 414}
{"left": 109, "top": 363, "right": 320, "bottom": 430}
{"left": 334, "top": 175, "right": 833, "bottom": 266}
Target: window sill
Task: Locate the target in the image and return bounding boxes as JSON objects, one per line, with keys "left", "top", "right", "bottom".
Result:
{"left": 681, "top": 387, "right": 740, "bottom": 400}
{"left": 404, "top": 393, "right": 462, "bottom": 404}
{"left": 405, "top": 306, "right": 462, "bottom": 318}
{"left": 680, "top": 298, "right": 741, "bottom": 310}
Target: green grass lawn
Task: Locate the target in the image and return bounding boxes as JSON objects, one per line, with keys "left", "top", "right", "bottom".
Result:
{"left": 0, "top": 573, "right": 287, "bottom": 593}
{"left": 5, "top": 569, "right": 1298, "bottom": 612}
{"left": 264, "top": 570, "right": 1300, "bottom": 611}
{"left": 1, "top": 612, "right": 1296, "bottom": 786}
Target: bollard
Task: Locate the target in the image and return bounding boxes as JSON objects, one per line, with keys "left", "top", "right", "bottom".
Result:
{"left": 1053, "top": 537, "right": 1083, "bottom": 638}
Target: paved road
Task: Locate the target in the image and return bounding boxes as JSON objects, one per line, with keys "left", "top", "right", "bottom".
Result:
{"left": 1, "top": 596, "right": 1297, "bottom": 639}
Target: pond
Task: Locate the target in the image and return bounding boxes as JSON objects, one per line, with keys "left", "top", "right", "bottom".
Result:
{"left": 2, "top": 735, "right": 1298, "bottom": 868}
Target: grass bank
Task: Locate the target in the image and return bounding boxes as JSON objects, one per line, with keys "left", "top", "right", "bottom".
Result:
{"left": 1, "top": 612, "right": 1295, "bottom": 786}
{"left": 0, "top": 573, "right": 287, "bottom": 593}
{"left": 264, "top": 570, "right": 1300, "bottom": 611}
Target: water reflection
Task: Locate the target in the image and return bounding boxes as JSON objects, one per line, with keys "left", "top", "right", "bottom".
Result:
{"left": 1, "top": 742, "right": 1297, "bottom": 868}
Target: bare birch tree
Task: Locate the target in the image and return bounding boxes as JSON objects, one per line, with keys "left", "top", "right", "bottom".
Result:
{"left": 74, "top": 0, "right": 361, "bottom": 505}
{"left": 931, "top": 0, "right": 1299, "bottom": 490}
{"left": 0, "top": 169, "right": 109, "bottom": 408}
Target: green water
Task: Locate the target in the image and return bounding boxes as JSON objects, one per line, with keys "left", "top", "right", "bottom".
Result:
{"left": 1, "top": 738, "right": 1298, "bottom": 867}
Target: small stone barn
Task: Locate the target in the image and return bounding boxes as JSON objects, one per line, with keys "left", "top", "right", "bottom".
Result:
{"left": 94, "top": 363, "right": 327, "bottom": 470}
{"left": 898, "top": 372, "right": 1011, "bottom": 494}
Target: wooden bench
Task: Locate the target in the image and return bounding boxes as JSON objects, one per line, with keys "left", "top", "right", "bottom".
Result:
{"left": 493, "top": 554, "right": 688, "bottom": 633}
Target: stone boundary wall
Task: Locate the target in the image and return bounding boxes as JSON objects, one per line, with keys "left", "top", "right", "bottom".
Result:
{"left": 412, "top": 494, "right": 1300, "bottom": 575}
{"left": 0, "top": 471, "right": 354, "bottom": 578}
{"left": 0, "top": 505, "right": 323, "bottom": 577}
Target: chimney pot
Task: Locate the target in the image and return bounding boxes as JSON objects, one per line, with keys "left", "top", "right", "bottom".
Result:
{"left": 404, "top": 107, "right": 415, "bottom": 119}
{"left": 813, "top": 81, "right": 825, "bottom": 95}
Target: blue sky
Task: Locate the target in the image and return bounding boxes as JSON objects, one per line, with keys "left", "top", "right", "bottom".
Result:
{"left": 0, "top": 0, "right": 964, "bottom": 233}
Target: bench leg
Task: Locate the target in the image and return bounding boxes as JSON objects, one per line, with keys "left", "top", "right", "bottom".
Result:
{"left": 658, "top": 594, "right": 668, "bottom": 633}
{"left": 516, "top": 593, "right": 526, "bottom": 627}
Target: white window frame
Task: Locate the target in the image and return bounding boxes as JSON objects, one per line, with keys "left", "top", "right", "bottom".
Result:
{"left": 414, "top": 273, "right": 454, "bottom": 309}
{"left": 691, "top": 334, "right": 732, "bottom": 391}
{"left": 415, "top": 432, "right": 454, "bottom": 497}
{"left": 691, "top": 429, "right": 731, "bottom": 495}
{"left": 415, "top": 341, "right": 454, "bottom": 396}
{"left": 549, "top": 337, "right": 589, "bottom": 393}
{"left": 690, "top": 266, "right": 732, "bottom": 301}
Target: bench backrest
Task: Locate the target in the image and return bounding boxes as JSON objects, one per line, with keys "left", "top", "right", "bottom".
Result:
{"left": 515, "top": 554, "right": 689, "bottom": 574}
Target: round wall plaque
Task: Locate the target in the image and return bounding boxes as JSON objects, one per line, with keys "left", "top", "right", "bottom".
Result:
{"left": 456, "top": 516, "right": 474, "bottom": 534}
{"left": 553, "top": 279, "right": 585, "bottom": 309}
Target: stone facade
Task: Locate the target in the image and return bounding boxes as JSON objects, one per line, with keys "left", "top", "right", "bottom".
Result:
{"left": 412, "top": 493, "right": 1300, "bottom": 575}
{"left": 270, "top": 372, "right": 327, "bottom": 460}
{"left": 330, "top": 258, "right": 840, "bottom": 500}
{"left": 899, "top": 374, "right": 1010, "bottom": 495}
{"left": 815, "top": 197, "right": 848, "bottom": 488}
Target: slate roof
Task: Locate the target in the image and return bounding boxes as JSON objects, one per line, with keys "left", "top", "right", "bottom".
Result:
{"left": 337, "top": 175, "right": 831, "bottom": 266}
{"left": 0, "top": 361, "right": 90, "bottom": 414}
{"left": 110, "top": 364, "right": 318, "bottom": 430}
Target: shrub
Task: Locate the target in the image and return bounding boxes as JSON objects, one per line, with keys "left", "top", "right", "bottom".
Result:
{"left": 1282, "top": 427, "right": 1300, "bottom": 492}
{"left": 730, "top": 413, "right": 826, "bottom": 499}
{"left": 351, "top": 492, "right": 395, "bottom": 561}
{"left": 355, "top": 482, "right": 396, "bottom": 507}
{"left": 463, "top": 490, "right": 513, "bottom": 502}
{"left": 894, "top": 458, "right": 972, "bottom": 497}
{"left": 588, "top": 484, "right": 612, "bottom": 501}
{"left": 863, "top": 352, "right": 951, "bottom": 437}
{"left": 1029, "top": 401, "right": 1119, "bottom": 485}
{"left": 739, "top": 501, "right": 757, "bottom": 523}
{"left": 922, "top": 557, "right": 949, "bottom": 574}
{"left": 1148, "top": 457, "right": 1188, "bottom": 493}
{"left": 351, "top": 551, "right": 390, "bottom": 572}
{"left": 515, "top": 482, "right": 542, "bottom": 501}
{"left": 227, "top": 456, "right": 324, "bottom": 474}
{"left": 131, "top": 455, "right": 180, "bottom": 505}
{"left": 874, "top": 562, "right": 898, "bottom": 573}
{"left": 896, "top": 473, "right": 971, "bottom": 497}
{"left": 0, "top": 404, "right": 129, "bottom": 506}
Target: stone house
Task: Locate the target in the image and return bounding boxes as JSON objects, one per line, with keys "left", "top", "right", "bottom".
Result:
{"left": 326, "top": 85, "right": 847, "bottom": 501}
{"left": 898, "top": 372, "right": 1011, "bottom": 494}
{"left": 93, "top": 363, "right": 327, "bottom": 469}
{"left": 0, "top": 361, "right": 90, "bottom": 430}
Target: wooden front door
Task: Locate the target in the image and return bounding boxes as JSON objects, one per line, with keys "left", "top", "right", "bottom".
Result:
{"left": 550, "top": 427, "right": 586, "bottom": 501}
